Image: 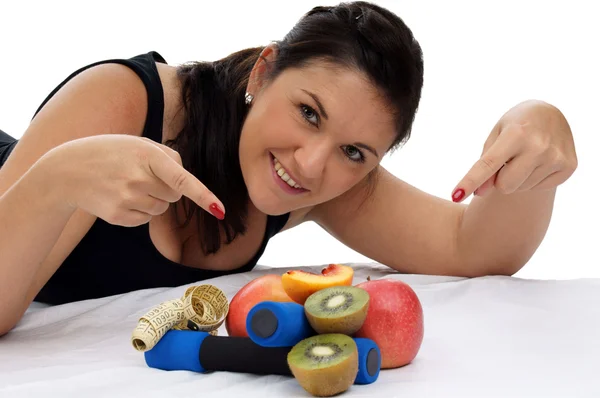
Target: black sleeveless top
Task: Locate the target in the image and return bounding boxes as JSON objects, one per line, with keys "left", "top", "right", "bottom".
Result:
{"left": 0, "top": 51, "right": 290, "bottom": 305}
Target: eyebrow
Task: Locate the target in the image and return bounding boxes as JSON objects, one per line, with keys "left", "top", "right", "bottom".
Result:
{"left": 301, "top": 89, "right": 329, "bottom": 120}
{"left": 354, "top": 143, "right": 379, "bottom": 158}
{"left": 301, "top": 89, "right": 379, "bottom": 158}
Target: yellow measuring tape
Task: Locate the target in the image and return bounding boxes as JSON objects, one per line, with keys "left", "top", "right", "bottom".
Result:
{"left": 131, "top": 284, "right": 229, "bottom": 352}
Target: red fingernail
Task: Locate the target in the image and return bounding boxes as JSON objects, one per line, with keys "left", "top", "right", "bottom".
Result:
{"left": 452, "top": 188, "right": 465, "bottom": 202}
{"left": 209, "top": 203, "right": 225, "bottom": 220}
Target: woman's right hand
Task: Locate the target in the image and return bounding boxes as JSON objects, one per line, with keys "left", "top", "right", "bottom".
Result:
{"left": 39, "top": 134, "right": 226, "bottom": 226}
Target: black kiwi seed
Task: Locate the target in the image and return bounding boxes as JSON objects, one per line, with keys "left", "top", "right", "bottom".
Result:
{"left": 304, "top": 342, "right": 343, "bottom": 364}
{"left": 319, "top": 291, "right": 354, "bottom": 313}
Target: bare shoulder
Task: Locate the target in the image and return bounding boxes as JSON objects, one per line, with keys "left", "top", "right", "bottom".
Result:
{"left": 31, "top": 62, "right": 150, "bottom": 132}
{"left": 304, "top": 165, "right": 467, "bottom": 276}
{"left": 0, "top": 61, "right": 150, "bottom": 195}
{"left": 305, "top": 166, "right": 409, "bottom": 225}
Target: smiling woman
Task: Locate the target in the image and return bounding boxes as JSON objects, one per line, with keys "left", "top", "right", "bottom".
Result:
{"left": 238, "top": 57, "right": 397, "bottom": 218}
{"left": 0, "top": 0, "right": 577, "bottom": 336}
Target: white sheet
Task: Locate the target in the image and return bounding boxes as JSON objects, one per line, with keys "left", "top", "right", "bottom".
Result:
{"left": 1, "top": 263, "right": 599, "bottom": 398}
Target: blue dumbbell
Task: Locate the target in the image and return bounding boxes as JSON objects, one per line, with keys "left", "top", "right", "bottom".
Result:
{"left": 144, "top": 329, "right": 381, "bottom": 385}
{"left": 246, "top": 301, "right": 316, "bottom": 347}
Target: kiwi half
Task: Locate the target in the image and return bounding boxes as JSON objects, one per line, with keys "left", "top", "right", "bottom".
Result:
{"left": 304, "top": 286, "right": 370, "bottom": 335}
{"left": 287, "top": 333, "right": 358, "bottom": 397}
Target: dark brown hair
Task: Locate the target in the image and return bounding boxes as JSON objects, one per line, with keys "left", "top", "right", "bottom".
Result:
{"left": 167, "top": 1, "right": 424, "bottom": 255}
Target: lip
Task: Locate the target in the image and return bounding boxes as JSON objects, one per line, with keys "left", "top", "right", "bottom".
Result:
{"left": 270, "top": 153, "right": 309, "bottom": 195}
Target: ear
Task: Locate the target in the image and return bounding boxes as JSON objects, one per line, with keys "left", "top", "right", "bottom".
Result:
{"left": 246, "top": 43, "right": 279, "bottom": 96}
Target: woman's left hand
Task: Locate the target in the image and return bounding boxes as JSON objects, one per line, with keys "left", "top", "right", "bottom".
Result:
{"left": 451, "top": 99, "right": 578, "bottom": 202}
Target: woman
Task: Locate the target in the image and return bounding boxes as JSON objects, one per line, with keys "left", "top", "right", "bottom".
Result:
{"left": 0, "top": 1, "right": 577, "bottom": 334}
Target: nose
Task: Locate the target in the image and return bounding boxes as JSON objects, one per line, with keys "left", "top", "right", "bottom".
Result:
{"left": 294, "top": 140, "right": 331, "bottom": 180}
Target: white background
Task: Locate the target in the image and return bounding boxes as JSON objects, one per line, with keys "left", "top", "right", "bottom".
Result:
{"left": 1, "top": 0, "right": 597, "bottom": 280}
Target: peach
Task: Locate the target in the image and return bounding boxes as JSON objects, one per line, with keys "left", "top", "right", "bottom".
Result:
{"left": 281, "top": 264, "right": 354, "bottom": 304}
{"left": 354, "top": 279, "right": 424, "bottom": 369}
{"left": 225, "top": 274, "right": 294, "bottom": 337}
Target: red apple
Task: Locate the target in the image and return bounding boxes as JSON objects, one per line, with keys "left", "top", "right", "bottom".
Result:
{"left": 225, "top": 274, "right": 294, "bottom": 337}
{"left": 354, "top": 279, "right": 424, "bottom": 369}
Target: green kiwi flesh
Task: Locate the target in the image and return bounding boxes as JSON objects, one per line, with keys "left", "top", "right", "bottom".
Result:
{"left": 304, "top": 286, "right": 370, "bottom": 334}
{"left": 287, "top": 333, "right": 358, "bottom": 397}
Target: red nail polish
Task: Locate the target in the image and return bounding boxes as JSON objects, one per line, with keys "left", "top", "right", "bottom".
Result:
{"left": 209, "top": 203, "right": 225, "bottom": 220}
{"left": 452, "top": 188, "right": 465, "bottom": 202}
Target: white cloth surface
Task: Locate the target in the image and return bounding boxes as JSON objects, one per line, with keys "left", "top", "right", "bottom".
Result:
{"left": 0, "top": 262, "right": 599, "bottom": 398}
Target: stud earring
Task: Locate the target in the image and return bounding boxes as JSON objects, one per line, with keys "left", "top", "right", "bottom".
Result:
{"left": 245, "top": 92, "right": 254, "bottom": 105}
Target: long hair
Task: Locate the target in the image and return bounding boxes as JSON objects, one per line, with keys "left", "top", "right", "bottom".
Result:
{"left": 168, "top": 1, "right": 424, "bottom": 255}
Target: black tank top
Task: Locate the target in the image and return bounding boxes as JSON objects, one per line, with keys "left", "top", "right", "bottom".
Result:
{"left": 0, "top": 51, "right": 290, "bottom": 305}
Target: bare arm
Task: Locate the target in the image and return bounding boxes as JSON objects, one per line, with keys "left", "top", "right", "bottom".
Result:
{"left": 452, "top": 100, "right": 575, "bottom": 275}
{"left": 455, "top": 187, "right": 555, "bottom": 276}
{"left": 0, "top": 64, "right": 150, "bottom": 335}
{"left": 306, "top": 166, "right": 553, "bottom": 278}
{"left": 0, "top": 158, "right": 78, "bottom": 334}
{"left": 306, "top": 167, "right": 467, "bottom": 277}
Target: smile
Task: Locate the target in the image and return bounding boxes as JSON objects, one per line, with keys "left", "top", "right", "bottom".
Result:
{"left": 270, "top": 153, "right": 309, "bottom": 194}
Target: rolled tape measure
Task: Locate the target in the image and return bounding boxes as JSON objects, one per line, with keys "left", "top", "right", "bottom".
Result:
{"left": 131, "top": 284, "right": 229, "bottom": 352}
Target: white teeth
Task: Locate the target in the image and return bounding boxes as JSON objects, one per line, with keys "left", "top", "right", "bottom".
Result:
{"left": 273, "top": 157, "right": 303, "bottom": 189}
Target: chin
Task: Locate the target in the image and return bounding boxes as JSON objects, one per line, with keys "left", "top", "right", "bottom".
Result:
{"left": 248, "top": 190, "right": 290, "bottom": 216}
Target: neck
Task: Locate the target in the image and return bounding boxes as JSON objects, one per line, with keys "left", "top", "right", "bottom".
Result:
{"left": 156, "top": 63, "right": 186, "bottom": 144}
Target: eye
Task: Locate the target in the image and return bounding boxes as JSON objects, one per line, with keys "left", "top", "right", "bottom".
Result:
{"left": 300, "top": 104, "right": 319, "bottom": 126}
{"left": 343, "top": 145, "right": 366, "bottom": 163}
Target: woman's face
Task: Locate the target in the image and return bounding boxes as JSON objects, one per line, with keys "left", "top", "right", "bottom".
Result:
{"left": 239, "top": 54, "right": 396, "bottom": 216}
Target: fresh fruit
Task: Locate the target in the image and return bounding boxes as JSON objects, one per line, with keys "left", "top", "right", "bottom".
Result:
{"left": 304, "top": 286, "right": 370, "bottom": 335}
{"left": 354, "top": 279, "right": 424, "bottom": 369}
{"left": 281, "top": 264, "right": 354, "bottom": 304}
{"left": 287, "top": 333, "right": 358, "bottom": 397}
{"left": 225, "top": 274, "right": 294, "bottom": 337}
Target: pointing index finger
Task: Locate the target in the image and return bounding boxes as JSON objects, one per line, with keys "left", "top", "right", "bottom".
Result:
{"left": 149, "top": 150, "right": 225, "bottom": 219}
{"left": 451, "top": 136, "right": 514, "bottom": 202}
